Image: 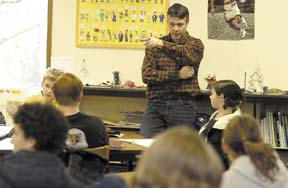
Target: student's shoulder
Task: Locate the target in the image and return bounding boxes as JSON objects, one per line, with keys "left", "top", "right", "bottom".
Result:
{"left": 0, "top": 178, "right": 12, "bottom": 188}
{"left": 221, "top": 169, "right": 244, "bottom": 188}
{"left": 79, "top": 113, "right": 104, "bottom": 124}
{"left": 24, "top": 93, "right": 45, "bottom": 104}
{"left": 92, "top": 175, "right": 126, "bottom": 188}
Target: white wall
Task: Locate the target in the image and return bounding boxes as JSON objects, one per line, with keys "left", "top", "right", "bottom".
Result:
{"left": 52, "top": 0, "right": 288, "bottom": 90}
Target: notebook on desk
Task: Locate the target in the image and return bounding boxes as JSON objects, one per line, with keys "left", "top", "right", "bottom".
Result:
{"left": 104, "top": 121, "right": 140, "bottom": 130}
{"left": 0, "top": 126, "right": 14, "bottom": 151}
{"left": 119, "top": 139, "right": 154, "bottom": 148}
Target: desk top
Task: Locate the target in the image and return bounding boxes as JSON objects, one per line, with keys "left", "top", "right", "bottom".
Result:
{"left": 110, "top": 131, "right": 147, "bottom": 152}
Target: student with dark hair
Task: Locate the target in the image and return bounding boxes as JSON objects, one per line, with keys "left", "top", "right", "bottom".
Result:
{"left": 199, "top": 80, "right": 243, "bottom": 168}
{"left": 221, "top": 115, "right": 288, "bottom": 188}
{"left": 132, "top": 126, "right": 224, "bottom": 188}
{"left": 0, "top": 103, "right": 83, "bottom": 188}
{"left": 53, "top": 73, "right": 108, "bottom": 185}
{"left": 140, "top": 3, "right": 204, "bottom": 138}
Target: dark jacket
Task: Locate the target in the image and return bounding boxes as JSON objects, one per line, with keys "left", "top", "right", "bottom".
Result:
{"left": 0, "top": 150, "right": 84, "bottom": 188}
{"left": 92, "top": 175, "right": 126, "bottom": 188}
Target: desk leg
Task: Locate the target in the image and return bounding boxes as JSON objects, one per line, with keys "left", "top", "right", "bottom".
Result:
{"left": 253, "top": 102, "right": 256, "bottom": 118}
{"left": 128, "top": 161, "right": 133, "bottom": 171}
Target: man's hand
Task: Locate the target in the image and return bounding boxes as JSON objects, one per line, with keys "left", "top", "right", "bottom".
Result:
{"left": 179, "top": 66, "right": 195, "bottom": 79}
{"left": 142, "top": 37, "right": 163, "bottom": 48}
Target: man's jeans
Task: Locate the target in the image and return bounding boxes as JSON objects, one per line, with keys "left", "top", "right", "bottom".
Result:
{"left": 140, "top": 98, "right": 197, "bottom": 138}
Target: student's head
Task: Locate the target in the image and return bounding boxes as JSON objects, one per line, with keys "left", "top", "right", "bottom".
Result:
{"left": 210, "top": 80, "right": 243, "bottom": 110}
{"left": 42, "top": 68, "right": 64, "bottom": 100}
{"left": 53, "top": 73, "right": 83, "bottom": 106}
{"left": 222, "top": 115, "right": 279, "bottom": 181}
{"left": 167, "top": 3, "right": 189, "bottom": 41}
{"left": 12, "top": 102, "right": 69, "bottom": 154}
{"left": 132, "top": 126, "right": 223, "bottom": 188}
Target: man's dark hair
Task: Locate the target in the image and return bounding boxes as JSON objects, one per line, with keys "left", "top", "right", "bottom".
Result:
{"left": 167, "top": 3, "right": 189, "bottom": 21}
{"left": 13, "top": 102, "right": 69, "bottom": 154}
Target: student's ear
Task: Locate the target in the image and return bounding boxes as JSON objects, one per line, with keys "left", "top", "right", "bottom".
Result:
{"left": 78, "top": 91, "right": 83, "bottom": 102}
{"left": 27, "top": 138, "right": 37, "bottom": 150}
{"left": 221, "top": 138, "right": 229, "bottom": 154}
{"left": 219, "top": 93, "right": 225, "bottom": 100}
{"left": 222, "top": 138, "right": 235, "bottom": 162}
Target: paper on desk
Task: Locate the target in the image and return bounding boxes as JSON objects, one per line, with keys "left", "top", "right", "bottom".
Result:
{"left": 0, "top": 126, "right": 14, "bottom": 150}
{"left": 0, "top": 138, "right": 13, "bottom": 150}
{"left": 120, "top": 139, "right": 154, "bottom": 148}
{"left": 0, "top": 126, "right": 13, "bottom": 136}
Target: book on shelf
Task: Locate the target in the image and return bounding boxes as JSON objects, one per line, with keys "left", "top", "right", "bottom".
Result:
{"left": 261, "top": 111, "right": 288, "bottom": 148}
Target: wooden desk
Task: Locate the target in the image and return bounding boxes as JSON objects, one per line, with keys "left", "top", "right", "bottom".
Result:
{"left": 109, "top": 131, "right": 146, "bottom": 171}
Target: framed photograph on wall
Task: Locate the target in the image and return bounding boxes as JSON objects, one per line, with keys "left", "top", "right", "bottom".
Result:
{"left": 208, "top": 0, "right": 255, "bottom": 40}
{"left": 76, "top": 0, "right": 169, "bottom": 48}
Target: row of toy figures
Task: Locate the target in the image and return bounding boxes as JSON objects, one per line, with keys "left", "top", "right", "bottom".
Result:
{"left": 80, "top": 28, "right": 163, "bottom": 42}
{"left": 80, "top": 9, "right": 165, "bottom": 23}
{"left": 82, "top": 0, "right": 164, "bottom": 4}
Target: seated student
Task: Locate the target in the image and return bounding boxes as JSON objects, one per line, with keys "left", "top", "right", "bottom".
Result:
{"left": 25, "top": 67, "right": 64, "bottom": 105}
{"left": 53, "top": 73, "right": 108, "bottom": 185}
{"left": 0, "top": 102, "right": 83, "bottom": 188}
{"left": 221, "top": 115, "right": 288, "bottom": 188}
{"left": 199, "top": 80, "right": 243, "bottom": 168}
{"left": 131, "top": 126, "right": 224, "bottom": 188}
{"left": 7, "top": 67, "right": 64, "bottom": 116}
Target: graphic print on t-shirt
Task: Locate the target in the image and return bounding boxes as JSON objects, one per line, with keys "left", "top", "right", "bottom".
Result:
{"left": 66, "top": 128, "right": 88, "bottom": 150}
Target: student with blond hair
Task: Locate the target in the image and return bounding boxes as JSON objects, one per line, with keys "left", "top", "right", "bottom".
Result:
{"left": 25, "top": 67, "right": 64, "bottom": 105}
{"left": 221, "top": 115, "right": 288, "bottom": 188}
{"left": 7, "top": 67, "right": 64, "bottom": 116}
{"left": 132, "top": 126, "right": 224, "bottom": 188}
{"left": 53, "top": 73, "right": 108, "bottom": 185}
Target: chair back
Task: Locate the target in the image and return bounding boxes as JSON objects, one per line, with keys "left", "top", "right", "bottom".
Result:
{"left": 84, "top": 145, "right": 110, "bottom": 161}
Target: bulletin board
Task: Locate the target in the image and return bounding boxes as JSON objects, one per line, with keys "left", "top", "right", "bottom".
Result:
{"left": 76, "top": 0, "right": 169, "bottom": 48}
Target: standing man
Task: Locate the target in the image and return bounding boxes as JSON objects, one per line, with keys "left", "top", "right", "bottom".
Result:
{"left": 140, "top": 3, "right": 204, "bottom": 138}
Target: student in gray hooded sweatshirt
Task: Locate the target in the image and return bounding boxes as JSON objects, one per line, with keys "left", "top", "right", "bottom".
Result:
{"left": 221, "top": 115, "right": 288, "bottom": 188}
{"left": 0, "top": 103, "right": 84, "bottom": 188}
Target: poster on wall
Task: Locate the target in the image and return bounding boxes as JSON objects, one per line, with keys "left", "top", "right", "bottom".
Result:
{"left": 208, "top": 0, "right": 255, "bottom": 40}
{"left": 76, "top": 0, "right": 169, "bottom": 48}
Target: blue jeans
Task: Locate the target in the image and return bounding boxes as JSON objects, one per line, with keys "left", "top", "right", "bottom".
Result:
{"left": 140, "top": 98, "right": 197, "bottom": 138}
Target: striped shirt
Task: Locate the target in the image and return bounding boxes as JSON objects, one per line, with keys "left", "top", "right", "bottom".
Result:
{"left": 142, "top": 32, "right": 204, "bottom": 100}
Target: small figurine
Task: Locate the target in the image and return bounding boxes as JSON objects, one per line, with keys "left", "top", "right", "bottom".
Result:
{"left": 205, "top": 73, "right": 216, "bottom": 89}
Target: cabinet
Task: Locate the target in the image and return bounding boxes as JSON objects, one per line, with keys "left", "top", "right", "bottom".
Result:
{"left": 80, "top": 87, "right": 288, "bottom": 165}
{"left": 80, "top": 87, "right": 254, "bottom": 126}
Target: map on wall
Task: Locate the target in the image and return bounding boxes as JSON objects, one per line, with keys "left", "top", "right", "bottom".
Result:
{"left": 0, "top": 0, "right": 48, "bottom": 90}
